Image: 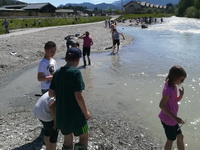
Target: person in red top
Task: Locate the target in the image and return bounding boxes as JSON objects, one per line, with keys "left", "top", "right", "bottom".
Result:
{"left": 79, "top": 31, "right": 93, "bottom": 67}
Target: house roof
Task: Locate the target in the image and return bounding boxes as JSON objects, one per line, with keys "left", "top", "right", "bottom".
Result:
{"left": 123, "top": 0, "right": 140, "bottom": 7}
{"left": 55, "top": 9, "right": 74, "bottom": 13}
{"left": 23, "top": 3, "right": 56, "bottom": 10}
{"left": 123, "top": 1, "right": 165, "bottom": 9}
{"left": 0, "top": 3, "right": 56, "bottom": 11}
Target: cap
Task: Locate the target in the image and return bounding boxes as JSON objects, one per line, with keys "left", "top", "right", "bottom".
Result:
{"left": 66, "top": 47, "right": 82, "bottom": 59}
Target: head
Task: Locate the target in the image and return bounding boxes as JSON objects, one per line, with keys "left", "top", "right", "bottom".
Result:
{"left": 65, "top": 47, "right": 82, "bottom": 67}
{"left": 85, "top": 31, "right": 89, "bottom": 37}
{"left": 166, "top": 65, "right": 187, "bottom": 86}
{"left": 44, "top": 41, "right": 57, "bottom": 59}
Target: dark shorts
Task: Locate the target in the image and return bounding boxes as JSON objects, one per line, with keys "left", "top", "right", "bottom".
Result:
{"left": 161, "top": 121, "right": 182, "bottom": 141}
{"left": 40, "top": 120, "right": 58, "bottom": 143}
{"left": 59, "top": 114, "right": 88, "bottom": 136}
{"left": 83, "top": 47, "right": 91, "bottom": 56}
{"left": 113, "top": 39, "right": 120, "bottom": 46}
{"left": 41, "top": 89, "right": 48, "bottom": 95}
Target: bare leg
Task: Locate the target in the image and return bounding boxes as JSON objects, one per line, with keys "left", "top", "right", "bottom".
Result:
{"left": 44, "top": 136, "right": 56, "bottom": 150}
{"left": 177, "top": 134, "right": 185, "bottom": 150}
{"left": 116, "top": 45, "right": 119, "bottom": 54}
{"left": 164, "top": 139, "right": 173, "bottom": 150}
{"left": 63, "top": 133, "right": 73, "bottom": 148}
{"left": 79, "top": 132, "right": 89, "bottom": 145}
{"left": 87, "top": 56, "right": 91, "bottom": 65}
{"left": 83, "top": 56, "right": 86, "bottom": 66}
{"left": 74, "top": 132, "right": 89, "bottom": 150}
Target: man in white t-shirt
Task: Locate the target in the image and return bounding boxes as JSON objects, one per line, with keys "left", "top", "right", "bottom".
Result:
{"left": 33, "top": 92, "right": 58, "bottom": 150}
{"left": 38, "top": 41, "right": 57, "bottom": 94}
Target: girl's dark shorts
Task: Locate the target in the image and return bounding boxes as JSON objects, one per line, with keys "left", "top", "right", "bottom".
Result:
{"left": 40, "top": 120, "right": 58, "bottom": 143}
{"left": 161, "top": 121, "right": 182, "bottom": 141}
{"left": 113, "top": 39, "right": 120, "bottom": 46}
{"left": 83, "top": 47, "right": 91, "bottom": 56}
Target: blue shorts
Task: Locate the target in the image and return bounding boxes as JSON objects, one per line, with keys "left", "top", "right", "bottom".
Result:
{"left": 40, "top": 120, "right": 58, "bottom": 143}
{"left": 161, "top": 121, "right": 182, "bottom": 141}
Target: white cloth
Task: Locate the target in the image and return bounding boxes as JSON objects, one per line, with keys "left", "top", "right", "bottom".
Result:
{"left": 32, "top": 92, "right": 54, "bottom": 122}
{"left": 38, "top": 58, "right": 57, "bottom": 90}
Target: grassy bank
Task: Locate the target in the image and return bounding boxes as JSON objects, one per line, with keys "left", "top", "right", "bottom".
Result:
{"left": 119, "top": 13, "right": 174, "bottom": 20}
{"left": 0, "top": 16, "right": 109, "bottom": 34}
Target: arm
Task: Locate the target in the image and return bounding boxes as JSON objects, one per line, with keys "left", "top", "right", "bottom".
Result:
{"left": 78, "top": 34, "right": 85, "bottom": 39}
{"left": 120, "top": 33, "right": 125, "bottom": 40}
{"left": 49, "top": 89, "right": 56, "bottom": 97}
{"left": 159, "top": 95, "right": 184, "bottom": 124}
{"left": 37, "top": 72, "right": 53, "bottom": 81}
{"left": 75, "top": 91, "right": 91, "bottom": 120}
{"left": 49, "top": 99, "right": 56, "bottom": 128}
{"left": 177, "top": 87, "right": 184, "bottom": 101}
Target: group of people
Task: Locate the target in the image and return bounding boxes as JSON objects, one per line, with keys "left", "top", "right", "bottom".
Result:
{"left": 31, "top": 20, "right": 187, "bottom": 150}
{"left": 33, "top": 41, "right": 91, "bottom": 150}
{"left": 65, "top": 31, "right": 93, "bottom": 67}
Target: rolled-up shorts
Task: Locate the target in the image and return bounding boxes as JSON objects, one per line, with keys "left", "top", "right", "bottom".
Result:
{"left": 161, "top": 121, "right": 182, "bottom": 141}
{"left": 40, "top": 120, "right": 58, "bottom": 143}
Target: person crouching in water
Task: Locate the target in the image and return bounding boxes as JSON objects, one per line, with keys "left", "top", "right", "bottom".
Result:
{"left": 79, "top": 31, "right": 93, "bottom": 67}
{"left": 49, "top": 47, "right": 91, "bottom": 150}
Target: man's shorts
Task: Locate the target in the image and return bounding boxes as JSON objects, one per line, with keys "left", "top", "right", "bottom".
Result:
{"left": 59, "top": 114, "right": 88, "bottom": 136}
{"left": 40, "top": 120, "right": 58, "bottom": 143}
{"left": 83, "top": 47, "right": 91, "bottom": 56}
{"left": 161, "top": 121, "right": 182, "bottom": 141}
{"left": 113, "top": 39, "right": 120, "bottom": 46}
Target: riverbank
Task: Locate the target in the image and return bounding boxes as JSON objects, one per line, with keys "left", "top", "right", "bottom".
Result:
{"left": 0, "top": 21, "right": 162, "bottom": 150}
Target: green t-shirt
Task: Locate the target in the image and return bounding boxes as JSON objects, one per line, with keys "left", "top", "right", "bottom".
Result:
{"left": 50, "top": 66, "right": 85, "bottom": 129}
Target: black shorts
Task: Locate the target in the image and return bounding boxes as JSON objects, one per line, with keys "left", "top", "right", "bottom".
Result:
{"left": 113, "top": 39, "right": 120, "bottom": 46}
{"left": 83, "top": 47, "right": 91, "bottom": 56}
{"left": 161, "top": 121, "right": 182, "bottom": 141}
{"left": 40, "top": 120, "right": 58, "bottom": 143}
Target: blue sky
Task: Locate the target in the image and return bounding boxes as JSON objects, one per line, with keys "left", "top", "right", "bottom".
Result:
{"left": 19, "top": 0, "right": 117, "bottom": 7}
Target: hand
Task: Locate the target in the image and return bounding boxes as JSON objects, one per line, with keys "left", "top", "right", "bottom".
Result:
{"left": 84, "top": 111, "right": 91, "bottom": 120}
{"left": 175, "top": 117, "right": 185, "bottom": 124}
{"left": 179, "top": 87, "right": 184, "bottom": 96}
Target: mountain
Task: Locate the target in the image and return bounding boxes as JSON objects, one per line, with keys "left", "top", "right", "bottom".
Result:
{"left": 60, "top": 0, "right": 179, "bottom": 10}
{"left": 61, "top": 2, "right": 120, "bottom": 10}
{"left": 0, "top": 0, "right": 25, "bottom": 6}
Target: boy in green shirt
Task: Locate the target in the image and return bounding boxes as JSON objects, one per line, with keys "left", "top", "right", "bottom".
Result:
{"left": 49, "top": 47, "right": 91, "bottom": 150}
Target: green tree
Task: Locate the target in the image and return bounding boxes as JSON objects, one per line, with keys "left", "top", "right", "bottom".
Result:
{"left": 185, "top": 6, "right": 198, "bottom": 18}
{"left": 194, "top": 0, "right": 200, "bottom": 9}
{"left": 176, "top": 0, "right": 194, "bottom": 17}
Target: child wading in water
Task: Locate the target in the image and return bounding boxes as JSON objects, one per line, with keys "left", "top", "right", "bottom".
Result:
{"left": 158, "top": 65, "right": 187, "bottom": 150}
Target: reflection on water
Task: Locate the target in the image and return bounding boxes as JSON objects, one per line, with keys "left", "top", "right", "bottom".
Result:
{"left": 81, "top": 16, "right": 200, "bottom": 149}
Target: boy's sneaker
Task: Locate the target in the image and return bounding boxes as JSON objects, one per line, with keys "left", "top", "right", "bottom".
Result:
{"left": 74, "top": 143, "right": 87, "bottom": 150}
{"left": 62, "top": 145, "right": 73, "bottom": 150}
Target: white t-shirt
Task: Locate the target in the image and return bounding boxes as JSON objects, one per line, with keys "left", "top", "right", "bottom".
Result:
{"left": 38, "top": 58, "right": 57, "bottom": 90}
{"left": 32, "top": 92, "right": 54, "bottom": 122}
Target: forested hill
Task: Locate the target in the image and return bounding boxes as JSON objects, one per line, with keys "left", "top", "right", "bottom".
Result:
{"left": 177, "top": 0, "right": 200, "bottom": 18}
{"left": 0, "top": 0, "right": 25, "bottom": 7}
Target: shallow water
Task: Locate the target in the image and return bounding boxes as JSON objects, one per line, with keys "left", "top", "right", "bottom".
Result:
{"left": 81, "top": 16, "right": 200, "bottom": 149}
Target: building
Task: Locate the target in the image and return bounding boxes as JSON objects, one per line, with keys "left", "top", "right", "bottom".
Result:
{"left": 123, "top": 1, "right": 166, "bottom": 14}
{"left": 0, "top": 3, "right": 56, "bottom": 17}
{"left": 55, "top": 9, "right": 74, "bottom": 17}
